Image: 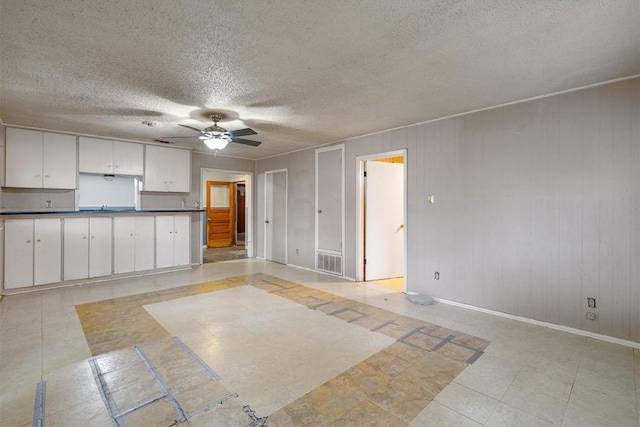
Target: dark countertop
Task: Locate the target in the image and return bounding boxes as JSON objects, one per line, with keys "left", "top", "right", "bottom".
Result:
{"left": 0, "top": 208, "right": 205, "bottom": 216}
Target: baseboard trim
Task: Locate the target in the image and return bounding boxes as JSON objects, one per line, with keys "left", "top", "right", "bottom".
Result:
{"left": 433, "top": 296, "right": 640, "bottom": 350}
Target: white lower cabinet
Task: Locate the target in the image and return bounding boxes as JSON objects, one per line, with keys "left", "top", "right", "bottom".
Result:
{"left": 4, "top": 213, "right": 193, "bottom": 290}
{"left": 63, "top": 218, "right": 89, "bottom": 280}
{"left": 155, "top": 215, "right": 190, "bottom": 268}
{"left": 4, "top": 218, "right": 61, "bottom": 289}
{"left": 89, "top": 217, "right": 113, "bottom": 278}
{"left": 114, "top": 216, "right": 155, "bottom": 274}
{"left": 63, "top": 217, "right": 112, "bottom": 280}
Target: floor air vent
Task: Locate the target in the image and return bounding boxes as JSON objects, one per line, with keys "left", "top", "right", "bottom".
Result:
{"left": 317, "top": 252, "right": 343, "bottom": 276}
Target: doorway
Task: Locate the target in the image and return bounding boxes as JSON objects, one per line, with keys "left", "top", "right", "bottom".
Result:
{"left": 357, "top": 151, "right": 406, "bottom": 291}
{"left": 200, "top": 169, "right": 253, "bottom": 263}
{"left": 264, "top": 169, "right": 287, "bottom": 264}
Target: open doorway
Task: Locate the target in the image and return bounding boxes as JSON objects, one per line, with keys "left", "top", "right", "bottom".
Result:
{"left": 200, "top": 169, "right": 253, "bottom": 264}
{"left": 357, "top": 150, "right": 406, "bottom": 291}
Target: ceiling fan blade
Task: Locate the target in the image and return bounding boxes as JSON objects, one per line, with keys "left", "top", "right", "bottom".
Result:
{"left": 154, "top": 139, "right": 175, "bottom": 144}
{"left": 231, "top": 137, "right": 262, "bottom": 147}
{"left": 178, "top": 124, "right": 204, "bottom": 133}
{"left": 228, "top": 128, "right": 257, "bottom": 137}
{"left": 159, "top": 136, "right": 201, "bottom": 139}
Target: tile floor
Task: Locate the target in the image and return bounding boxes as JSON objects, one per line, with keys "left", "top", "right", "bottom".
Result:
{"left": 0, "top": 259, "right": 639, "bottom": 426}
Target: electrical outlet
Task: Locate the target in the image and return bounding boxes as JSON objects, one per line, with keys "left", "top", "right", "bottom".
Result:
{"left": 587, "top": 297, "right": 597, "bottom": 308}
{"left": 181, "top": 199, "right": 187, "bottom": 208}
{"left": 435, "top": 272, "right": 439, "bottom": 280}
{"left": 45, "top": 200, "right": 52, "bottom": 208}
{"left": 586, "top": 312, "right": 596, "bottom": 321}
{"left": 296, "top": 249, "right": 299, "bottom": 254}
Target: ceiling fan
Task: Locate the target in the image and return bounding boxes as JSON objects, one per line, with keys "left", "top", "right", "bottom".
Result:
{"left": 157, "top": 113, "right": 261, "bottom": 150}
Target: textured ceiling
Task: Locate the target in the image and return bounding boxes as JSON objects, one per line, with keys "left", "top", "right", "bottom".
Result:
{"left": 1, "top": 1, "right": 639, "bottom": 159}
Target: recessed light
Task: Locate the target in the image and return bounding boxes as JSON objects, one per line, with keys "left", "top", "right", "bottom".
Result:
{"left": 142, "top": 120, "right": 157, "bottom": 127}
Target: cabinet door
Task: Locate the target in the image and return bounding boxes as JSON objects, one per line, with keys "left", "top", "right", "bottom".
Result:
{"left": 4, "top": 219, "right": 34, "bottom": 289}
{"left": 113, "top": 217, "right": 135, "bottom": 274}
{"left": 79, "top": 137, "right": 113, "bottom": 174}
{"left": 89, "top": 217, "right": 112, "bottom": 278}
{"left": 144, "top": 145, "right": 169, "bottom": 191}
{"left": 173, "top": 215, "right": 191, "bottom": 266}
{"left": 63, "top": 218, "right": 89, "bottom": 280}
{"left": 168, "top": 148, "right": 191, "bottom": 192}
{"left": 43, "top": 133, "right": 77, "bottom": 189}
{"left": 34, "top": 218, "right": 62, "bottom": 285}
{"left": 134, "top": 216, "right": 155, "bottom": 271}
{"left": 5, "top": 128, "right": 43, "bottom": 188}
{"left": 155, "top": 216, "right": 174, "bottom": 268}
{"left": 113, "top": 141, "right": 143, "bottom": 176}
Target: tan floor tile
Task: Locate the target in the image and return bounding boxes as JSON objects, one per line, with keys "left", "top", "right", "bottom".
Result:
{"left": 302, "top": 379, "right": 365, "bottom": 424}
{"left": 332, "top": 399, "right": 406, "bottom": 427}
{"left": 382, "top": 341, "right": 429, "bottom": 364}
{"left": 362, "top": 351, "right": 412, "bottom": 378}
{"left": 412, "top": 351, "right": 468, "bottom": 379}
{"left": 435, "top": 342, "right": 480, "bottom": 364}
{"left": 333, "top": 362, "right": 392, "bottom": 397}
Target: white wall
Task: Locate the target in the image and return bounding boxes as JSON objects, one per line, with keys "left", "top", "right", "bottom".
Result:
{"left": 256, "top": 78, "right": 640, "bottom": 343}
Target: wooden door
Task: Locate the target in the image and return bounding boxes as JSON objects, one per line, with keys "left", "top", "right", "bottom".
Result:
{"left": 207, "top": 181, "right": 235, "bottom": 247}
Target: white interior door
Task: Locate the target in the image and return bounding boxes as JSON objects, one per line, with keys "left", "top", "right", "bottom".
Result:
{"left": 316, "top": 147, "right": 343, "bottom": 253}
{"left": 265, "top": 170, "right": 287, "bottom": 264}
{"left": 365, "top": 161, "right": 404, "bottom": 281}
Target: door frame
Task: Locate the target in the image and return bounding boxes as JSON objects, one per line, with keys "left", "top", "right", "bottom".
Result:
{"left": 355, "top": 149, "right": 407, "bottom": 290}
{"left": 199, "top": 168, "right": 253, "bottom": 258}
{"left": 264, "top": 168, "right": 288, "bottom": 264}
{"left": 314, "top": 144, "right": 345, "bottom": 269}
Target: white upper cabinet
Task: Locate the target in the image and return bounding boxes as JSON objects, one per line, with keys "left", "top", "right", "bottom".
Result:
{"left": 79, "top": 137, "right": 143, "bottom": 175}
{"left": 113, "top": 141, "right": 143, "bottom": 175}
{"left": 144, "top": 145, "right": 191, "bottom": 192}
{"left": 5, "top": 128, "right": 77, "bottom": 189}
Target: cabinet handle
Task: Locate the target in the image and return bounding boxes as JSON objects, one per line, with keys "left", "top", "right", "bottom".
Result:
{"left": 115, "top": 165, "right": 119, "bottom": 168}
{"left": 36, "top": 239, "right": 41, "bottom": 242}
{"left": 169, "top": 231, "right": 173, "bottom": 234}
{"left": 130, "top": 233, "right": 134, "bottom": 236}
{"left": 91, "top": 236, "right": 95, "bottom": 239}
{"left": 83, "top": 236, "right": 87, "bottom": 239}
{"left": 26, "top": 240, "right": 31, "bottom": 243}
{"left": 44, "top": 175, "right": 49, "bottom": 178}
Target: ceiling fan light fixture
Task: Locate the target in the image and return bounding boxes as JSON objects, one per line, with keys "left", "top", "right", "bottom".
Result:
{"left": 203, "top": 137, "right": 229, "bottom": 150}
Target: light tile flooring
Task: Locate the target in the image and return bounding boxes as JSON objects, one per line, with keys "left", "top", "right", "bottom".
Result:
{"left": 1, "top": 259, "right": 639, "bottom": 426}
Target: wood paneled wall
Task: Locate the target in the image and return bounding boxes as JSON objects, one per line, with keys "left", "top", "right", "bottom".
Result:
{"left": 257, "top": 78, "right": 640, "bottom": 343}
